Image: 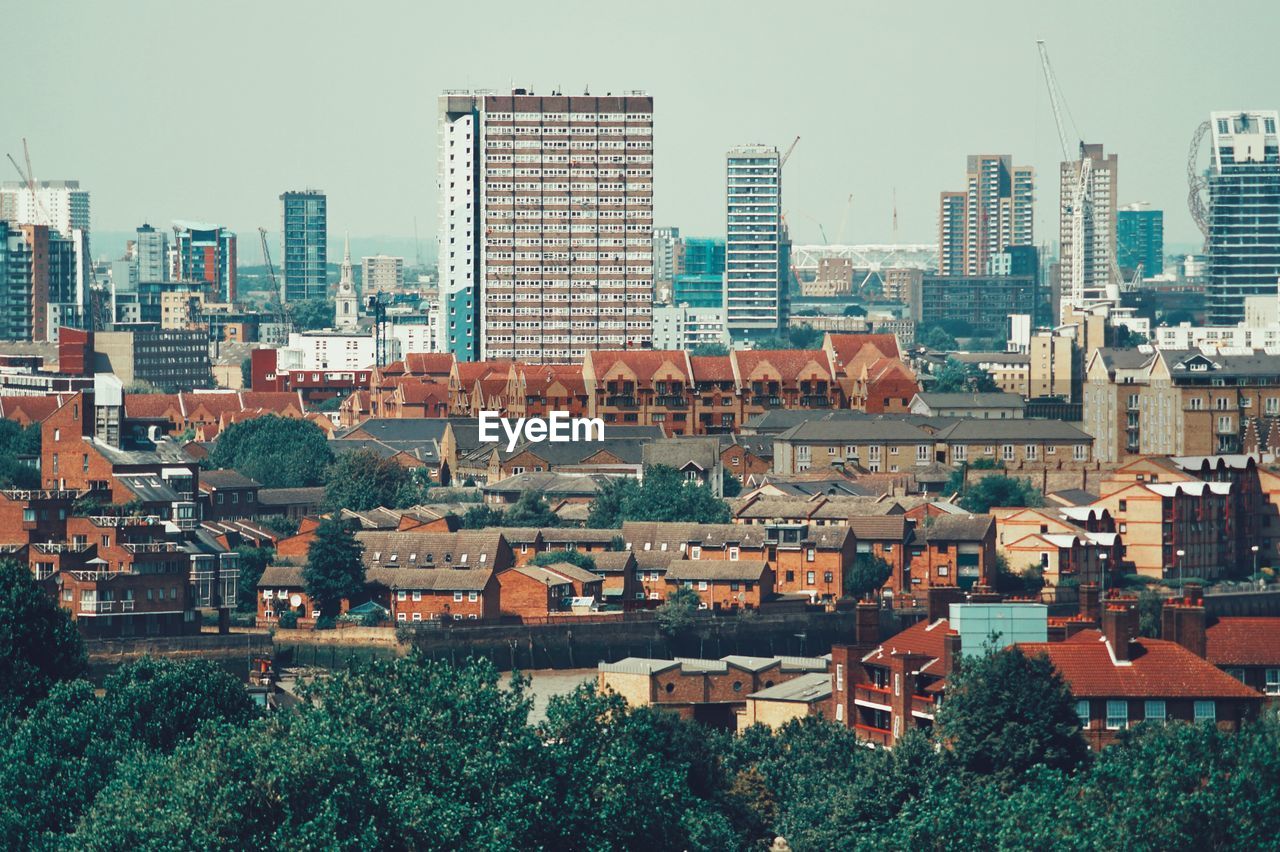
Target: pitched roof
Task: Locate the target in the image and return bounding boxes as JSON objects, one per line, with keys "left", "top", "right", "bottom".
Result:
{"left": 914, "top": 392, "right": 1026, "bottom": 410}
{"left": 733, "top": 349, "right": 832, "bottom": 382}
{"left": 357, "top": 530, "right": 507, "bottom": 569}
{"left": 846, "top": 515, "right": 910, "bottom": 540}
{"left": 514, "top": 562, "right": 603, "bottom": 585}
{"left": 863, "top": 618, "right": 953, "bottom": 665}
{"left": 259, "top": 565, "right": 306, "bottom": 587}
{"left": 747, "top": 671, "right": 832, "bottom": 703}
{"left": 690, "top": 355, "right": 734, "bottom": 383}
{"left": 256, "top": 486, "right": 327, "bottom": 507}
{"left": 826, "top": 333, "right": 902, "bottom": 366}
{"left": 587, "top": 350, "right": 692, "bottom": 383}
{"left": 365, "top": 566, "right": 493, "bottom": 591}
{"left": 915, "top": 514, "right": 994, "bottom": 543}
{"left": 776, "top": 419, "right": 934, "bottom": 443}
{"left": 665, "top": 558, "right": 769, "bottom": 581}
{"left": 198, "top": 469, "right": 261, "bottom": 490}
{"left": 1020, "top": 630, "right": 1264, "bottom": 699}
{"left": 1205, "top": 618, "right": 1280, "bottom": 667}
{"left": 933, "top": 420, "right": 1093, "bottom": 442}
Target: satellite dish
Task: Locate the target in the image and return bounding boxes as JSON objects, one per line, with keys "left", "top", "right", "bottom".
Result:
{"left": 290, "top": 594, "right": 302, "bottom": 608}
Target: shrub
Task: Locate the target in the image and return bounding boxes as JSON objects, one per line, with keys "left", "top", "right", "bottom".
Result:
{"left": 277, "top": 611, "right": 298, "bottom": 629}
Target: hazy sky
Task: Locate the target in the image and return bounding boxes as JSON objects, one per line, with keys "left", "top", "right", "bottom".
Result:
{"left": 6, "top": 0, "right": 1277, "bottom": 261}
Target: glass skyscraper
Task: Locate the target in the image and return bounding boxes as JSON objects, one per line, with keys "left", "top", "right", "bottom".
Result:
{"left": 1117, "top": 203, "right": 1163, "bottom": 278}
{"left": 280, "top": 189, "right": 328, "bottom": 304}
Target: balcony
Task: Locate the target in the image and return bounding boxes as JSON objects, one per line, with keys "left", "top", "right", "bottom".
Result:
{"left": 854, "top": 723, "right": 892, "bottom": 746}
{"left": 33, "top": 542, "right": 91, "bottom": 555}
{"left": 654, "top": 395, "right": 688, "bottom": 408}
{"left": 854, "top": 683, "right": 892, "bottom": 708}
{"left": 122, "top": 542, "right": 180, "bottom": 554}
{"left": 90, "top": 514, "right": 162, "bottom": 527}
{"left": 749, "top": 396, "right": 784, "bottom": 408}
{"left": 605, "top": 396, "right": 637, "bottom": 408}
{"left": 80, "top": 600, "right": 115, "bottom": 614}
{"left": 2, "top": 488, "right": 77, "bottom": 501}
{"left": 800, "top": 396, "right": 832, "bottom": 408}
{"left": 911, "top": 694, "right": 936, "bottom": 719}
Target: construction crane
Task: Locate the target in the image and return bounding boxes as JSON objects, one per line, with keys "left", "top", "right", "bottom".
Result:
{"left": 257, "top": 227, "right": 287, "bottom": 327}
{"left": 836, "top": 194, "right": 854, "bottom": 244}
{"left": 1037, "top": 39, "right": 1095, "bottom": 315}
{"left": 6, "top": 138, "right": 51, "bottom": 227}
{"left": 780, "top": 135, "right": 800, "bottom": 169}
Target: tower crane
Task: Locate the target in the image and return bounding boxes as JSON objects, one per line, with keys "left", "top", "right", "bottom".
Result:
{"left": 6, "top": 138, "right": 52, "bottom": 227}
{"left": 780, "top": 135, "right": 800, "bottom": 169}
{"left": 258, "top": 227, "right": 287, "bottom": 327}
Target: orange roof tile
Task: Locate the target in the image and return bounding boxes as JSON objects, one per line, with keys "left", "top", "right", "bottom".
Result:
{"left": 1206, "top": 618, "right": 1280, "bottom": 667}
{"left": 404, "top": 353, "right": 455, "bottom": 376}
{"left": 123, "top": 393, "right": 182, "bottom": 419}
{"left": 863, "top": 618, "right": 953, "bottom": 664}
{"left": 827, "top": 333, "right": 901, "bottom": 367}
{"left": 1, "top": 395, "right": 68, "bottom": 424}
{"left": 732, "top": 349, "right": 832, "bottom": 382}
{"left": 690, "top": 355, "right": 734, "bottom": 383}
{"left": 587, "top": 350, "right": 692, "bottom": 383}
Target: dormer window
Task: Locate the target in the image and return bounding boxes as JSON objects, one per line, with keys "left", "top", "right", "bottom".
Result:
{"left": 389, "top": 554, "right": 398, "bottom": 562}
{"left": 373, "top": 552, "right": 381, "bottom": 561}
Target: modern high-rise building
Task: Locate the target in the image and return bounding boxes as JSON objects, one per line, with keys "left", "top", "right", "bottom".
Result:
{"left": 725, "top": 145, "right": 784, "bottom": 338}
{"left": 361, "top": 255, "right": 405, "bottom": 294}
{"left": 0, "top": 179, "right": 89, "bottom": 238}
{"left": 0, "top": 222, "right": 81, "bottom": 341}
{"left": 172, "top": 221, "right": 237, "bottom": 303}
{"left": 1117, "top": 203, "right": 1164, "bottom": 278}
{"left": 654, "top": 226, "right": 682, "bottom": 285}
{"left": 280, "top": 189, "right": 328, "bottom": 304}
{"left": 683, "top": 237, "right": 725, "bottom": 276}
{"left": 1205, "top": 110, "right": 1280, "bottom": 325}
{"left": 937, "top": 155, "right": 1034, "bottom": 277}
{"left": 437, "top": 90, "right": 655, "bottom": 362}
{"left": 134, "top": 223, "right": 169, "bottom": 282}
{"left": 1058, "top": 144, "right": 1118, "bottom": 320}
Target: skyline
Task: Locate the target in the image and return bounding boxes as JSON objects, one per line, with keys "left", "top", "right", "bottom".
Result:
{"left": 5, "top": 0, "right": 1275, "bottom": 260}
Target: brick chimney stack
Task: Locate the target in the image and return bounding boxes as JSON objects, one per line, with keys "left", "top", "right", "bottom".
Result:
{"left": 1101, "top": 600, "right": 1140, "bottom": 662}
{"left": 854, "top": 600, "right": 880, "bottom": 647}
{"left": 967, "top": 584, "right": 1002, "bottom": 604}
{"left": 1161, "top": 588, "right": 1207, "bottom": 659}
{"left": 926, "top": 586, "right": 965, "bottom": 623}
{"left": 942, "top": 630, "right": 963, "bottom": 675}
{"left": 1079, "top": 583, "right": 1100, "bottom": 623}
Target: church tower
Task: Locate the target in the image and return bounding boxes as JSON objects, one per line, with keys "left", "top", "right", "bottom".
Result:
{"left": 334, "top": 233, "right": 359, "bottom": 331}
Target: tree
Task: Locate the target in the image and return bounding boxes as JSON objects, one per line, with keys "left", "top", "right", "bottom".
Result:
{"left": 958, "top": 474, "right": 1043, "bottom": 513}
{"left": 0, "top": 558, "right": 87, "bottom": 719}
{"left": 723, "top": 470, "right": 743, "bottom": 498}
{"left": 690, "top": 342, "right": 729, "bottom": 357}
{"left": 501, "top": 490, "right": 559, "bottom": 528}
{"left": 314, "top": 394, "right": 345, "bottom": 412}
{"left": 937, "top": 646, "right": 1089, "bottom": 788}
{"left": 288, "top": 298, "right": 335, "bottom": 331}
{"left": 922, "top": 325, "right": 958, "bottom": 351}
{"left": 842, "top": 304, "right": 868, "bottom": 317}
{"left": 260, "top": 514, "right": 299, "bottom": 537}
{"left": 587, "top": 465, "right": 731, "bottom": 528}
{"left": 529, "top": 549, "right": 596, "bottom": 572}
{"left": 656, "top": 585, "right": 701, "bottom": 635}
{"left": 0, "top": 420, "right": 40, "bottom": 489}
{"left": 844, "top": 553, "right": 893, "bottom": 600}
{"left": 460, "top": 503, "right": 507, "bottom": 529}
{"left": 240, "top": 356, "right": 253, "bottom": 389}
{"left": 324, "top": 448, "right": 426, "bottom": 512}
{"left": 930, "top": 357, "right": 999, "bottom": 393}
{"left": 233, "top": 545, "right": 275, "bottom": 611}
{"left": 1137, "top": 587, "right": 1163, "bottom": 638}
{"left": 210, "top": 415, "right": 334, "bottom": 488}
{"left": 303, "top": 518, "right": 366, "bottom": 618}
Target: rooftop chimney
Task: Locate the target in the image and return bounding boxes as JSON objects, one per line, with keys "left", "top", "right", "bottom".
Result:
{"left": 854, "top": 600, "right": 880, "bottom": 647}
{"left": 1101, "top": 600, "right": 1140, "bottom": 662}
{"left": 942, "top": 630, "right": 963, "bottom": 675}
{"left": 1079, "top": 583, "right": 1100, "bottom": 623}
{"left": 927, "top": 586, "right": 966, "bottom": 623}
{"left": 1161, "top": 592, "right": 1207, "bottom": 658}
{"left": 967, "top": 584, "right": 1002, "bottom": 604}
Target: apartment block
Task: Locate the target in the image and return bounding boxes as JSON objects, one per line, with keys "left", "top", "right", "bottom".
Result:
{"left": 909, "top": 274, "right": 1037, "bottom": 338}
{"left": 172, "top": 221, "right": 237, "bottom": 303}
{"left": 726, "top": 145, "right": 785, "bottom": 338}
{"left": 1059, "top": 144, "right": 1118, "bottom": 320}
{"left": 280, "top": 190, "right": 328, "bottom": 303}
{"left": 362, "top": 254, "right": 405, "bottom": 294}
{"left": 438, "top": 90, "right": 655, "bottom": 363}
{"left": 937, "top": 155, "right": 1034, "bottom": 277}
{"left": 0, "top": 222, "right": 82, "bottom": 341}
{"left": 1117, "top": 203, "right": 1163, "bottom": 277}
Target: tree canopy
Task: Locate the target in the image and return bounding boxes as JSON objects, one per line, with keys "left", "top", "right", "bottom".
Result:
{"left": 656, "top": 585, "right": 702, "bottom": 635}
{"left": 587, "top": 464, "right": 731, "bottom": 528}
{"left": 0, "top": 558, "right": 87, "bottom": 719}
{"left": 325, "top": 448, "right": 428, "bottom": 512}
{"left": 210, "top": 415, "right": 334, "bottom": 488}
{"left": 288, "top": 298, "right": 336, "bottom": 331}
{"left": 958, "top": 473, "right": 1044, "bottom": 513}
{"left": 501, "top": 490, "right": 560, "bottom": 528}
{"left": 921, "top": 325, "right": 958, "bottom": 351}
{"left": 529, "top": 549, "right": 596, "bottom": 572}
{"left": 844, "top": 553, "right": 893, "bottom": 600}
{"left": 0, "top": 420, "right": 40, "bottom": 489}
{"left": 303, "top": 518, "right": 366, "bottom": 617}
{"left": 930, "top": 357, "right": 999, "bottom": 393}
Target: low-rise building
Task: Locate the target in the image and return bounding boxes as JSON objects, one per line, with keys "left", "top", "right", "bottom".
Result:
{"left": 909, "top": 392, "right": 1026, "bottom": 419}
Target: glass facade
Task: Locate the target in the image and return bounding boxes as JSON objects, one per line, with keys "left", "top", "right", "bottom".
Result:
{"left": 1117, "top": 207, "right": 1164, "bottom": 277}
{"left": 280, "top": 190, "right": 328, "bottom": 304}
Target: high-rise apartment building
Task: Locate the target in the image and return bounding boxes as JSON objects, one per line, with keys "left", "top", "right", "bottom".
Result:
{"left": 134, "top": 223, "right": 169, "bottom": 282}
{"left": 725, "top": 145, "right": 785, "bottom": 338}
{"left": 1205, "top": 110, "right": 1280, "bottom": 325}
{"left": 172, "top": 221, "right": 236, "bottom": 303}
{"left": 0, "top": 222, "right": 81, "bottom": 341}
{"left": 1059, "top": 144, "right": 1118, "bottom": 320}
{"left": 362, "top": 255, "right": 405, "bottom": 294}
{"left": 1117, "top": 203, "right": 1163, "bottom": 278}
{"left": 937, "top": 155, "right": 1034, "bottom": 277}
{"left": 437, "top": 90, "right": 655, "bottom": 363}
{"left": 683, "top": 238, "right": 725, "bottom": 276}
{"left": 280, "top": 190, "right": 328, "bottom": 303}
{"left": 0, "top": 179, "right": 89, "bottom": 237}
{"left": 654, "top": 226, "right": 682, "bottom": 286}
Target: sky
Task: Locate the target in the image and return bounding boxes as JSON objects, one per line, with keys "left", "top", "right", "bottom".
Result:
{"left": 5, "top": 0, "right": 1278, "bottom": 263}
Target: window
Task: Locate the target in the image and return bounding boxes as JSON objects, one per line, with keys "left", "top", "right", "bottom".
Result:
{"left": 412, "top": 591, "right": 422, "bottom": 602}
{"left": 1076, "top": 699, "right": 1090, "bottom": 728}
{"left": 953, "top": 444, "right": 966, "bottom": 461}
{"left": 728, "top": 546, "right": 739, "bottom": 561}
{"left": 1266, "top": 669, "right": 1280, "bottom": 696}
{"left": 806, "top": 547, "right": 816, "bottom": 562}
{"left": 1074, "top": 444, "right": 1088, "bottom": 461}
{"left": 397, "top": 612, "right": 407, "bottom": 622}
{"left": 1227, "top": 668, "right": 1247, "bottom": 682}
{"left": 453, "top": 592, "right": 463, "bottom": 602}
{"left": 1106, "top": 700, "right": 1128, "bottom": 730}
{"left": 396, "top": 591, "right": 407, "bottom": 601}
{"left": 412, "top": 613, "right": 422, "bottom": 622}
{"left": 1118, "top": 499, "right": 1129, "bottom": 513}
{"left": 1025, "top": 444, "right": 1037, "bottom": 461}
{"left": 690, "top": 545, "right": 701, "bottom": 560}
{"left": 468, "top": 592, "right": 479, "bottom": 602}
{"left": 836, "top": 663, "right": 845, "bottom": 691}
{"left": 1002, "top": 445, "right": 1015, "bottom": 461}
{"left": 1194, "top": 701, "right": 1216, "bottom": 723}
{"left": 1144, "top": 700, "right": 1166, "bottom": 722}
{"left": 806, "top": 570, "right": 815, "bottom": 584}
{"left": 697, "top": 581, "right": 708, "bottom": 591}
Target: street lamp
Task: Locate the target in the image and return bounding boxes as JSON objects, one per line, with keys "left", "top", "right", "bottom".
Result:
{"left": 1252, "top": 545, "right": 1261, "bottom": 588}
{"left": 1098, "top": 551, "right": 1108, "bottom": 600}
{"left": 1176, "top": 549, "right": 1186, "bottom": 587}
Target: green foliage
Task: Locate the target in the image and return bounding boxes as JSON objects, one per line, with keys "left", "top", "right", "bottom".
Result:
{"left": 303, "top": 518, "right": 366, "bottom": 617}
{"left": 460, "top": 503, "right": 507, "bottom": 529}
{"left": 501, "top": 489, "right": 560, "bottom": 528}
{"left": 922, "top": 325, "right": 958, "bottom": 351}
{"left": 325, "top": 448, "right": 427, "bottom": 512}
{"left": 1138, "top": 587, "right": 1163, "bottom": 638}
{"left": 844, "top": 552, "right": 893, "bottom": 600}
{"left": 233, "top": 545, "right": 275, "bottom": 611}
{"left": 930, "top": 357, "right": 999, "bottom": 393}
{"left": 314, "top": 394, "right": 345, "bottom": 412}
{"left": 530, "top": 549, "right": 596, "bottom": 572}
{"left": 656, "top": 585, "right": 701, "bottom": 636}
{"left": 993, "top": 554, "right": 1046, "bottom": 596}
{"left": 240, "top": 355, "right": 253, "bottom": 389}
{"left": 288, "top": 298, "right": 335, "bottom": 331}
{"left": 723, "top": 470, "right": 743, "bottom": 497}
{"left": 959, "top": 474, "right": 1044, "bottom": 513}
{"left": 210, "top": 415, "right": 334, "bottom": 488}
{"left": 0, "top": 420, "right": 40, "bottom": 489}
{"left": 690, "top": 342, "right": 730, "bottom": 357}
{"left": 587, "top": 464, "right": 731, "bottom": 528}
{"left": 277, "top": 610, "right": 299, "bottom": 629}
{"left": 260, "top": 514, "right": 300, "bottom": 537}
{"left": 0, "top": 558, "right": 87, "bottom": 719}
{"left": 755, "top": 324, "right": 823, "bottom": 351}
{"left": 937, "top": 646, "right": 1090, "bottom": 788}
{"left": 842, "top": 303, "right": 868, "bottom": 317}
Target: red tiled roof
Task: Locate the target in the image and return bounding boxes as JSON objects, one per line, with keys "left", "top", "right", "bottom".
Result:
{"left": 827, "top": 333, "right": 901, "bottom": 366}
{"left": 1206, "top": 618, "right": 1280, "bottom": 667}
{"left": 455, "top": 360, "right": 514, "bottom": 383}
{"left": 181, "top": 393, "right": 242, "bottom": 417}
{"left": 733, "top": 349, "right": 832, "bottom": 382}
{"left": 1019, "top": 630, "right": 1262, "bottom": 699}
{"left": 524, "top": 364, "right": 586, "bottom": 396}
{"left": 124, "top": 393, "right": 181, "bottom": 419}
{"left": 0, "top": 394, "right": 68, "bottom": 423}
{"left": 239, "top": 391, "right": 304, "bottom": 412}
{"left": 690, "top": 355, "right": 734, "bottom": 383}
{"left": 863, "top": 618, "right": 952, "bottom": 664}
{"left": 404, "top": 353, "right": 455, "bottom": 376}
{"left": 399, "top": 381, "right": 450, "bottom": 406}
{"left": 587, "top": 350, "right": 692, "bottom": 383}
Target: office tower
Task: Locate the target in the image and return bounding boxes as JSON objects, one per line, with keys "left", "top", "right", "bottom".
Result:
{"left": 937, "top": 155, "right": 1035, "bottom": 276}
{"left": 334, "top": 237, "right": 359, "bottom": 331}
{"left": 362, "top": 255, "right": 405, "bottom": 294}
{"left": 437, "top": 89, "right": 655, "bottom": 362}
{"left": 1058, "top": 144, "right": 1118, "bottom": 319}
{"left": 1206, "top": 111, "right": 1280, "bottom": 325}
{"left": 134, "top": 223, "right": 169, "bottom": 282}
{"left": 280, "top": 189, "right": 328, "bottom": 303}
{"left": 725, "top": 145, "right": 784, "bottom": 338}
{"left": 0, "top": 222, "right": 80, "bottom": 341}
{"left": 172, "top": 221, "right": 237, "bottom": 303}
{"left": 1117, "top": 203, "right": 1164, "bottom": 278}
